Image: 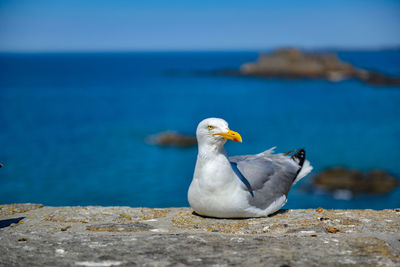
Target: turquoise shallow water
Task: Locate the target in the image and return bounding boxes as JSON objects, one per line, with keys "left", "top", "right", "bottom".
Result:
{"left": 0, "top": 50, "right": 399, "bottom": 209}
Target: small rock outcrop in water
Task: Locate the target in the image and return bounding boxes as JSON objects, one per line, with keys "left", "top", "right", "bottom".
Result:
{"left": 239, "top": 49, "right": 400, "bottom": 86}
{"left": 313, "top": 167, "right": 398, "bottom": 195}
{"left": 146, "top": 131, "right": 197, "bottom": 147}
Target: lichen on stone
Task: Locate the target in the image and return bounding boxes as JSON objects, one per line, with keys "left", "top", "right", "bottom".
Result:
{"left": 171, "top": 211, "right": 260, "bottom": 234}
{"left": 349, "top": 237, "right": 399, "bottom": 261}
{"left": 86, "top": 223, "right": 153, "bottom": 232}
{"left": 0, "top": 203, "right": 43, "bottom": 216}
{"left": 119, "top": 213, "right": 132, "bottom": 219}
{"left": 141, "top": 208, "right": 170, "bottom": 220}
{"left": 44, "top": 215, "right": 88, "bottom": 224}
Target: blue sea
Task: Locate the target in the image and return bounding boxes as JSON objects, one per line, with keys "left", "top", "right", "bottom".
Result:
{"left": 0, "top": 50, "right": 399, "bottom": 209}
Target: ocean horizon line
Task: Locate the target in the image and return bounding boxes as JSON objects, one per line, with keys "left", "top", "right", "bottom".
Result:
{"left": 0, "top": 45, "right": 399, "bottom": 55}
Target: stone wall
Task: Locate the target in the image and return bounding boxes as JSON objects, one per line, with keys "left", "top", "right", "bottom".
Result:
{"left": 0, "top": 204, "right": 399, "bottom": 266}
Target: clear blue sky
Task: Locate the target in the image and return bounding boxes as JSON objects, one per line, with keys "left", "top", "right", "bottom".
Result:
{"left": 0, "top": 0, "right": 399, "bottom": 51}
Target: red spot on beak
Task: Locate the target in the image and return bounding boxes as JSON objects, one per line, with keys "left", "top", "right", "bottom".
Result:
{"left": 233, "top": 138, "right": 238, "bottom": 142}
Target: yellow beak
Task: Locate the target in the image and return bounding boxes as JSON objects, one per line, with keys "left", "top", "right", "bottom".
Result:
{"left": 213, "top": 129, "right": 242, "bottom": 143}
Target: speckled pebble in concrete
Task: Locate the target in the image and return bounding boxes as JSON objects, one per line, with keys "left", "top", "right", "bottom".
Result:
{"left": 0, "top": 204, "right": 399, "bottom": 266}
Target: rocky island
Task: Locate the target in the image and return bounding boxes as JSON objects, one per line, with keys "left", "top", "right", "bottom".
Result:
{"left": 314, "top": 168, "right": 398, "bottom": 195}
{"left": 146, "top": 131, "right": 197, "bottom": 147}
{"left": 1, "top": 204, "right": 399, "bottom": 266}
{"left": 235, "top": 49, "right": 400, "bottom": 86}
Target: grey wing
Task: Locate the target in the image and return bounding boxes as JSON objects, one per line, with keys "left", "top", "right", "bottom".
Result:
{"left": 230, "top": 153, "right": 300, "bottom": 210}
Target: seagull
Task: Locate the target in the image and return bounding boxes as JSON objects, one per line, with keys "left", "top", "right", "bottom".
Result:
{"left": 188, "top": 118, "right": 313, "bottom": 218}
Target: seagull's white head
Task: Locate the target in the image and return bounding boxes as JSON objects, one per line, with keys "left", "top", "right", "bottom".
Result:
{"left": 196, "top": 118, "right": 242, "bottom": 149}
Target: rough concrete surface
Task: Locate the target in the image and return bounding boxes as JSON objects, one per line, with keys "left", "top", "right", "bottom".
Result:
{"left": 0, "top": 204, "right": 399, "bottom": 266}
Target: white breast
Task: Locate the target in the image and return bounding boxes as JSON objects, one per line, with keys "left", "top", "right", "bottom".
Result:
{"left": 188, "top": 153, "right": 251, "bottom": 218}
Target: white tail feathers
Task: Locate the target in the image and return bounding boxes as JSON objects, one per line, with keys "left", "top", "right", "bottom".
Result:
{"left": 293, "top": 160, "right": 313, "bottom": 185}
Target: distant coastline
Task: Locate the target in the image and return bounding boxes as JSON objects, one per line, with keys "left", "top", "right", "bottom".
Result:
{"left": 0, "top": 45, "right": 399, "bottom": 54}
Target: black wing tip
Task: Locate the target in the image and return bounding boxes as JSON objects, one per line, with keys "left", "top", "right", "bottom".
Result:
{"left": 292, "top": 148, "right": 306, "bottom": 167}
{"left": 292, "top": 148, "right": 306, "bottom": 180}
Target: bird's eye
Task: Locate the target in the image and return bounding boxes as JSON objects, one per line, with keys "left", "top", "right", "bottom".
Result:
{"left": 207, "top": 125, "right": 214, "bottom": 131}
